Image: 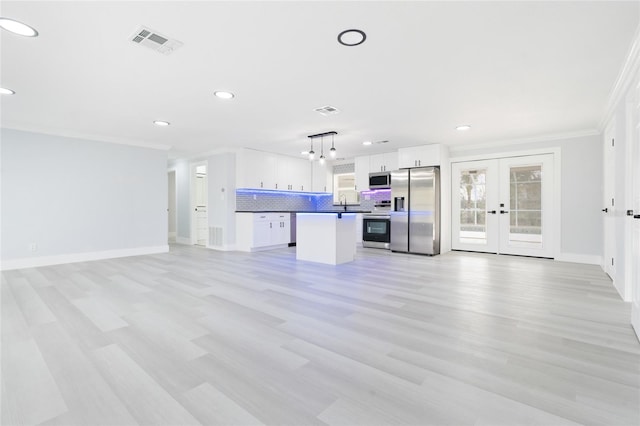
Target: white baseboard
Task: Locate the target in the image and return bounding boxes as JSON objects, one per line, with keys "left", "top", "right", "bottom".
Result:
{"left": 555, "top": 253, "right": 602, "bottom": 265}
{"left": 175, "top": 237, "right": 191, "bottom": 245}
{"left": 0, "top": 245, "right": 169, "bottom": 271}
{"left": 207, "top": 244, "right": 236, "bottom": 251}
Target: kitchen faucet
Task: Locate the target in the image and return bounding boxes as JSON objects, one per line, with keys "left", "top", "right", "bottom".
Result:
{"left": 339, "top": 194, "right": 347, "bottom": 211}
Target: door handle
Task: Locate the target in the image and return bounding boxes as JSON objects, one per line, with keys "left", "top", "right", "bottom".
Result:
{"left": 500, "top": 210, "right": 509, "bottom": 214}
{"left": 602, "top": 208, "right": 608, "bottom": 213}
{"left": 635, "top": 215, "right": 640, "bottom": 219}
{"left": 487, "top": 210, "right": 497, "bottom": 214}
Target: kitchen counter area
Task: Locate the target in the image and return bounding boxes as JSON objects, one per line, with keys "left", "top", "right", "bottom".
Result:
{"left": 296, "top": 212, "right": 357, "bottom": 265}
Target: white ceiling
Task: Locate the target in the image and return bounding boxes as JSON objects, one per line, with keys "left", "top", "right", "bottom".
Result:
{"left": 1, "top": 1, "right": 638, "bottom": 160}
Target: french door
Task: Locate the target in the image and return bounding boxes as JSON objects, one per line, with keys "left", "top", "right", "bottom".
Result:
{"left": 452, "top": 154, "right": 555, "bottom": 258}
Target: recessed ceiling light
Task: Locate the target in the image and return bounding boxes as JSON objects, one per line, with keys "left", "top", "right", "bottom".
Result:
{"left": 153, "top": 120, "right": 170, "bottom": 126}
{"left": 338, "top": 29, "right": 366, "bottom": 47}
{"left": 362, "top": 141, "right": 372, "bottom": 146}
{"left": 456, "top": 124, "right": 471, "bottom": 131}
{"left": 0, "top": 18, "right": 38, "bottom": 37}
{"left": 0, "top": 87, "right": 15, "bottom": 95}
{"left": 214, "top": 91, "right": 235, "bottom": 99}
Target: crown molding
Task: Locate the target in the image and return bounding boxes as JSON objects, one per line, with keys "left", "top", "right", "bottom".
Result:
{"left": 0, "top": 124, "right": 172, "bottom": 151}
{"left": 599, "top": 25, "right": 640, "bottom": 130}
{"left": 448, "top": 128, "right": 600, "bottom": 153}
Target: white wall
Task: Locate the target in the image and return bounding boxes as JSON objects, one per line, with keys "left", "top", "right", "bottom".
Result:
{"left": 170, "top": 159, "right": 191, "bottom": 243}
{"left": 450, "top": 133, "right": 603, "bottom": 263}
{"left": 169, "top": 152, "right": 237, "bottom": 249}
{"left": 1, "top": 129, "right": 168, "bottom": 269}
{"left": 206, "top": 152, "right": 237, "bottom": 249}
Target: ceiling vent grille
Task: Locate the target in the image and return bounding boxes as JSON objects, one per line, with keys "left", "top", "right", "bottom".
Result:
{"left": 314, "top": 105, "right": 340, "bottom": 116}
{"left": 130, "top": 26, "right": 183, "bottom": 55}
{"left": 374, "top": 140, "right": 390, "bottom": 144}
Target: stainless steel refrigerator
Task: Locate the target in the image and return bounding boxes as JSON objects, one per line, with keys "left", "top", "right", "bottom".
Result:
{"left": 390, "top": 167, "right": 440, "bottom": 255}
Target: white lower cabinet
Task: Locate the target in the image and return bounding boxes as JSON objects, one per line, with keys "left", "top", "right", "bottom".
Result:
{"left": 236, "top": 213, "right": 291, "bottom": 251}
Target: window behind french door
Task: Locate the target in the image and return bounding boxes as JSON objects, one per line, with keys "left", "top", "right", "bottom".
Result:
{"left": 452, "top": 154, "right": 554, "bottom": 258}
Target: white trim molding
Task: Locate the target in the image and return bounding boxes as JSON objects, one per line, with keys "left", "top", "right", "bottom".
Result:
{"left": 2, "top": 125, "right": 172, "bottom": 151}
{"left": 0, "top": 245, "right": 169, "bottom": 271}
{"left": 448, "top": 129, "right": 599, "bottom": 154}
{"left": 600, "top": 25, "right": 640, "bottom": 130}
{"left": 555, "top": 253, "right": 602, "bottom": 266}
{"left": 632, "top": 301, "right": 640, "bottom": 343}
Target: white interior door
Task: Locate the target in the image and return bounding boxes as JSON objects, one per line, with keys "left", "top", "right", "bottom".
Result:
{"left": 452, "top": 154, "right": 555, "bottom": 258}
{"left": 631, "top": 80, "right": 640, "bottom": 338}
{"left": 603, "top": 123, "right": 616, "bottom": 279}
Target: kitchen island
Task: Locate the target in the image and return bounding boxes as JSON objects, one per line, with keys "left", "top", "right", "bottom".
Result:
{"left": 296, "top": 212, "right": 357, "bottom": 265}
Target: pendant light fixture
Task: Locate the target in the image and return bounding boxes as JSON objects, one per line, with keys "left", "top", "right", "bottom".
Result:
{"left": 308, "top": 138, "right": 315, "bottom": 161}
{"left": 307, "top": 131, "right": 337, "bottom": 162}
{"left": 319, "top": 136, "right": 326, "bottom": 165}
{"left": 329, "top": 133, "right": 336, "bottom": 158}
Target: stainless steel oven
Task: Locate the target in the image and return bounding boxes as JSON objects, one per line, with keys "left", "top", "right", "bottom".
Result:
{"left": 363, "top": 214, "right": 391, "bottom": 249}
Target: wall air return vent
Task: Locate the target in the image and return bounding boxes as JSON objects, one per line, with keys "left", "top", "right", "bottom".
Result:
{"left": 130, "top": 26, "right": 183, "bottom": 55}
{"left": 314, "top": 105, "right": 340, "bottom": 116}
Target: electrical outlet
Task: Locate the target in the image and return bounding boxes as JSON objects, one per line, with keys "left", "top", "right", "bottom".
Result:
{"left": 29, "top": 242, "right": 38, "bottom": 252}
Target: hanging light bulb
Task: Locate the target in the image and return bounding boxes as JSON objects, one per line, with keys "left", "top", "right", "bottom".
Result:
{"left": 329, "top": 133, "right": 336, "bottom": 158}
{"left": 319, "top": 136, "right": 325, "bottom": 165}
{"left": 308, "top": 138, "right": 315, "bottom": 161}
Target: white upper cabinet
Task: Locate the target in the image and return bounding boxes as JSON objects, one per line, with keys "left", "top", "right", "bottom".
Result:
{"left": 237, "top": 149, "right": 312, "bottom": 192}
{"left": 369, "top": 152, "right": 398, "bottom": 172}
{"left": 354, "top": 156, "right": 370, "bottom": 193}
{"left": 398, "top": 144, "right": 442, "bottom": 168}
{"left": 280, "top": 157, "right": 311, "bottom": 192}
{"left": 237, "top": 149, "right": 277, "bottom": 189}
{"left": 312, "top": 161, "right": 332, "bottom": 192}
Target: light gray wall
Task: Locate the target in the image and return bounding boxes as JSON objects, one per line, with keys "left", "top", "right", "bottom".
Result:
{"left": 1, "top": 129, "right": 167, "bottom": 260}
{"left": 451, "top": 133, "right": 603, "bottom": 258}
{"left": 206, "top": 152, "right": 236, "bottom": 247}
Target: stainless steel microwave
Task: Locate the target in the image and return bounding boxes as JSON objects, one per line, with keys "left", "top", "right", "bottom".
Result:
{"left": 369, "top": 171, "right": 391, "bottom": 189}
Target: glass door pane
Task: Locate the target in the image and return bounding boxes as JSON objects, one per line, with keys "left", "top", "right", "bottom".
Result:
{"left": 509, "top": 165, "right": 542, "bottom": 244}
{"left": 498, "top": 154, "right": 554, "bottom": 258}
{"left": 459, "top": 169, "right": 487, "bottom": 244}
{"left": 451, "top": 160, "right": 499, "bottom": 253}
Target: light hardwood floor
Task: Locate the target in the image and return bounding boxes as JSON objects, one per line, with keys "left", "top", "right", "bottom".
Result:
{"left": 2, "top": 245, "right": 639, "bottom": 425}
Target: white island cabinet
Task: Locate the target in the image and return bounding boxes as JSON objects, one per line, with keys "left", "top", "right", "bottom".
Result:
{"left": 236, "top": 212, "right": 290, "bottom": 252}
{"left": 296, "top": 213, "right": 356, "bottom": 265}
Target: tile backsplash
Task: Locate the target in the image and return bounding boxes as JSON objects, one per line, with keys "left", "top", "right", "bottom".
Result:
{"left": 236, "top": 190, "right": 320, "bottom": 211}
{"left": 236, "top": 188, "right": 391, "bottom": 212}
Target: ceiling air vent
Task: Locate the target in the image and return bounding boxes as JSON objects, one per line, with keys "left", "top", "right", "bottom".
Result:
{"left": 374, "top": 140, "right": 390, "bottom": 144}
{"left": 130, "top": 26, "right": 183, "bottom": 55}
{"left": 314, "top": 105, "right": 340, "bottom": 116}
